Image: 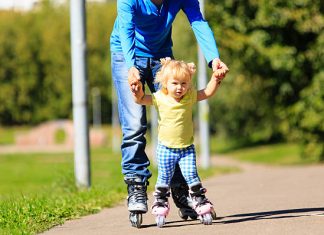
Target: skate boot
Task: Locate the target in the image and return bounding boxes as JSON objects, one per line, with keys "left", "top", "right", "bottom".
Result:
{"left": 151, "top": 186, "right": 170, "bottom": 228}
{"left": 171, "top": 184, "right": 198, "bottom": 220}
{"left": 190, "top": 184, "right": 214, "bottom": 225}
{"left": 124, "top": 177, "right": 149, "bottom": 228}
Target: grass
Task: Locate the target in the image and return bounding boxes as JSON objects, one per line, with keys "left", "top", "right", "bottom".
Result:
{"left": 221, "top": 143, "right": 317, "bottom": 165}
{"left": 0, "top": 148, "right": 125, "bottom": 234}
{"left": 0, "top": 127, "right": 15, "bottom": 145}
{"left": 209, "top": 134, "right": 320, "bottom": 166}
{"left": 0, "top": 147, "right": 231, "bottom": 234}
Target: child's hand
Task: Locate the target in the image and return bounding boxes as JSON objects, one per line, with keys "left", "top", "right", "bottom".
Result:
{"left": 212, "top": 58, "right": 229, "bottom": 80}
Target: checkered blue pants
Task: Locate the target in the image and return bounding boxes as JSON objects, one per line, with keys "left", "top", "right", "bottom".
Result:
{"left": 156, "top": 143, "right": 201, "bottom": 187}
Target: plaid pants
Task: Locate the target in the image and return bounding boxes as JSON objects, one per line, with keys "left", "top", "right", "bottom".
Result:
{"left": 156, "top": 143, "right": 201, "bottom": 187}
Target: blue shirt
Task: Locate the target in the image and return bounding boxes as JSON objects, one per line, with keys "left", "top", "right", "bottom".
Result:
{"left": 110, "top": 0, "right": 219, "bottom": 69}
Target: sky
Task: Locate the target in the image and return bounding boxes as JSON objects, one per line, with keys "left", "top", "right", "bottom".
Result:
{"left": 0, "top": 0, "right": 39, "bottom": 10}
{"left": 0, "top": 0, "right": 106, "bottom": 10}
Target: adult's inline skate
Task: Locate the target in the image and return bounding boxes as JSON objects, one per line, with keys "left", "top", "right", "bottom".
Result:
{"left": 125, "top": 177, "right": 148, "bottom": 228}
{"left": 171, "top": 183, "right": 198, "bottom": 220}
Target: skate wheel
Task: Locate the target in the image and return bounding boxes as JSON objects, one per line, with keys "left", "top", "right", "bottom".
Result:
{"left": 189, "top": 214, "right": 197, "bottom": 220}
{"left": 156, "top": 215, "right": 166, "bottom": 228}
{"left": 202, "top": 213, "right": 213, "bottom": 225}
{"left": 178, "top": 209, "right": 188, "bottom": 220}
{"left": 129, "top": 213, "right": 142, "bottom": 228}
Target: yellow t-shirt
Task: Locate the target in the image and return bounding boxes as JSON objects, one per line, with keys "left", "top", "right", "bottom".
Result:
{"left": 152, "top": 89, "right": 197, "bottom": 148}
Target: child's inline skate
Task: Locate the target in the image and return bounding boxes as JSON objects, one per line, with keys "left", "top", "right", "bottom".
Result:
{"left": 171, "top": 183, "right": 198, "bottom": 220}
{"left": 151, "top": 186, "right": 170, "bottom": 228}
{"left": 190, "top": 183, "right": 214, "bottom": 225}
{"left": 125, "top": 177, "right": 149, "bottom": 228}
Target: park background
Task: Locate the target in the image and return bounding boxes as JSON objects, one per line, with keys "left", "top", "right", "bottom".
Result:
{"left": 0, "top": 0, "right": 323, "bottom": 234}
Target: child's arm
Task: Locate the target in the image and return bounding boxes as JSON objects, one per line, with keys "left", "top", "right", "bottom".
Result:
{"left": 197, "top": 69, "right": 228, "bottom": 101}
{"left": 128, "top": 79, "right": 153, "bottom": 105}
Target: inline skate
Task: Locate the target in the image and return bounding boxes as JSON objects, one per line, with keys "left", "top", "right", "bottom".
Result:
{"left": 171, "top": 183, "right": 198, "bottom": 220}
{"left": 125, "top": 177, "right": 149, "bottom": 228}
{"left": 151, "top": 186, "right": 170, "bottom": 228}
{"left": 190, "top": 184, "right": 214, "bottom": 225}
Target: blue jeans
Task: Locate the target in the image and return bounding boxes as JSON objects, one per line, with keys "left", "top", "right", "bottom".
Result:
{"left": 111, "top": 52, "right": 186, "bottom": 185}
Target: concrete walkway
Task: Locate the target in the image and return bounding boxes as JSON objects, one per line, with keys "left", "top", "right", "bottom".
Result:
{"left": 43, "top": 157, "right": 324, "bottom": 235}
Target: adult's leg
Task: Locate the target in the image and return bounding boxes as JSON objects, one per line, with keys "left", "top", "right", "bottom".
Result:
{"left": 111, "top": 52, "right": 151, "bottom": 181}
{"left": 111, "top": 52, "right": 151, "bottom": 217}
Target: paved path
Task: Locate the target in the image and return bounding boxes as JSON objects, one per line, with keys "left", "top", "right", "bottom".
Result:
{"left": 43, "top": 157, "right": 324, "bottom": 235}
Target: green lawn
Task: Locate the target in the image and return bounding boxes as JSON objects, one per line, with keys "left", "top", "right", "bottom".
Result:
{"left": 0, "top": 126, "right": 30, "bottom": 145}
{"left": 0, "top": 148, "right": 126, "bottom": 234}
{"left": 209, "top": 134, "right": 319, "bottom": 166}
{"left": 222, "top": 143, "right": 317, "bottom": 165}
{"left": 0, "top": 147, "right": 230, "bottom": 234}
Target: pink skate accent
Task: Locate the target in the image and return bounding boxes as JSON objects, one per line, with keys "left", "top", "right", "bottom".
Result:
{"left": 195, "top": 203, "right": 213, "bottom": 215}
{"left": 152, "top": 204, "right": 170, "bottom": 216}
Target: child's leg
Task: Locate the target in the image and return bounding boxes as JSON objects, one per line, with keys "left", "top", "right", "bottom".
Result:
{"left": 156, "top": 143, "right": 178, "bottom": 186}
{"left": 153, "top": 144, "right": 178, "bottom": 227}
{"left": 177, "top": 145, "right": 200, "bottom": 186}
{"left": 152, "top": 186, "right": 170, "bottom": 216}
{"left": 189, "top": 183, "right": 214, "bottom": 224}
{"left": 178, "top": 145, "right": 216, "bottom": 224}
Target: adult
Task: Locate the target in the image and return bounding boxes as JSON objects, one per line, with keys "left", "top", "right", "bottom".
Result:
{"left": 110, "top": 0, "right": 228, "bottom": 227}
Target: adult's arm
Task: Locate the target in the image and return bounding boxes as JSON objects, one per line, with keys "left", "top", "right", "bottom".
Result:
{"left": 182, "top": 0, "right": 220, "bottom": 67}
{"left": 117, "top": 0, "right": 136, "bottom": 69}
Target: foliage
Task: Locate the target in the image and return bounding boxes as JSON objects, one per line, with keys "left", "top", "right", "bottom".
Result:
{"left": 0, "top": 1, "right": 323, "bottom": 160}
{"left": 288, "top": 72, "right": 324, "bottom": 160}
{"left": 206, "top": 0, "right": 324, "bottom": 158}
{"left": 0, "top": 3, "right": 116, "bottom": 125}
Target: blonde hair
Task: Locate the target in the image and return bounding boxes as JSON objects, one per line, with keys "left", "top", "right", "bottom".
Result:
{"left": 155, "top": 58, "right": 196, "bottom": 94}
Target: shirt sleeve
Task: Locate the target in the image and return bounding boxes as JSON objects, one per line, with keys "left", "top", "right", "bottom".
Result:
{"left": 152, "top": 92, "right": 158, "bottom": 107}
{"left": 191, "top": 89, "right": 198, "bottom": 104}
{"left": 117, "top": 0, "right": 136, "bottom": 69}
{"left": 182, "top": 0, "right": 220, "bottom": 67}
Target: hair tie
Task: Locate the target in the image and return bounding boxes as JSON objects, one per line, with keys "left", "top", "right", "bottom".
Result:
{"left": 187, "top": 62, "right": 196, "bottom": 74}
{"left": 160, "top": 57, "right": 172, "bottom": 66}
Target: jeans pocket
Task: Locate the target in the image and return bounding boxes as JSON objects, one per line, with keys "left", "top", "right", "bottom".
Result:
{"left": 135, "top": 57, "right": 148, "bottom": 69}
{"left": 112, "top": 52, "right": 125, "bottom": 63}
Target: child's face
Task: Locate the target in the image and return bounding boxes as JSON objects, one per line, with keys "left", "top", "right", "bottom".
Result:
{"left": 166, "top": 77, "right": 190, "bottom": 100}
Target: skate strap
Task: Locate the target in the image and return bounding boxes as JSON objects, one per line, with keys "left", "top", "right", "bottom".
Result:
{"left": 195, "top": 197, "right": 213, "bottom": 207}
{"left": 152, "top": 201, "right": 168, "bottom": 208}
{"left": 190, "top": 187, "right": 207, "bottom": 197}
{"left": 154, "top": 191, "right": 171, "bottom": 199}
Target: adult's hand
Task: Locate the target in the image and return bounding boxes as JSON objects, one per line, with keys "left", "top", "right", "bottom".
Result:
{"left": 128, "top": 66, "right": 140, "bottom": 92}
{"left": 212, "top": 58, "right": 229, "bottom": 79}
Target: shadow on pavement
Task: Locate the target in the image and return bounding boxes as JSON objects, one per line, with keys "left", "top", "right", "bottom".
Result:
{"left": 136, "top": 207, "right": 324, "bottom": 228}
{"left": 217, "top": 207, "right": 324, "bottom": 224}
